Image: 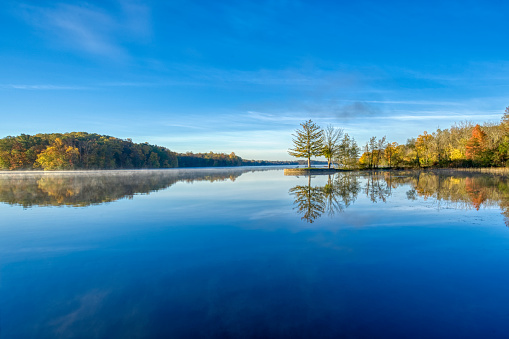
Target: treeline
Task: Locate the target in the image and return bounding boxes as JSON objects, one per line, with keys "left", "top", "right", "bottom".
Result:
{"left": 177, "top": 152, "right": 298, "bottom": 167}
{"left": 290, "top": 106, "right": 509, "bottom": 169}
{"left": 0, "top": 132, "right": 298, "bottom": 171}
{"left": 177, "top": 152, "right": 243, "bottom": 167}
{"left": 358, "top": 107, "right": 509, "bottom": 169}
{"left": 0, "top": 132, "right": 179, "bottom": 170}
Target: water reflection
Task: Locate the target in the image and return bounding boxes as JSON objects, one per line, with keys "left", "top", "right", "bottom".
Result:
{"left": 4, "top": 169, "right": 509, "bottom": 337}
{"left": 392, "top": 171, "right": 509, "bottom": 225}
{"left": 0, "top": 168, "right": 263, "bottom": 207}
{"left": 290, "top": 170, "right": 509, "bottom": 224}
{"left": 289, "top": 174, "right": 360, "bottom": 222}
{"left": 363, "top": 172, "right": 393, "bottom": 203}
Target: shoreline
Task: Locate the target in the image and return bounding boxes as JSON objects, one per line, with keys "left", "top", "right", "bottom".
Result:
{"left": 284, "top": 166, "right": 509, "bottom": 176}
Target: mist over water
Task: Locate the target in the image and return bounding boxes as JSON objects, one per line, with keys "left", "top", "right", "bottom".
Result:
{"left": 1, "top": 168, "right": 509, "bottom": 338}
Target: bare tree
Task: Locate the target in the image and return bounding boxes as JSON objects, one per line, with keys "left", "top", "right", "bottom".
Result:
{"left": 322, "top": 125, "right": 343, "bottom": 169}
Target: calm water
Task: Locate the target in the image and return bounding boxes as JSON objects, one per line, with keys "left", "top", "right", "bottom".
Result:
{"left": 1, "top": 168, "right": 509, "bottom": 338}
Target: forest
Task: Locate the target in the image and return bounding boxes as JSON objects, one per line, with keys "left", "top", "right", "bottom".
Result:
{"left": 289, "top": 106, "right": 509, "bottom": 169}
{"left": 0, "top": 132, "right": 295, "bottom": 170}
{"left": 0, "top": 132, "right": 179, "bottom": 170}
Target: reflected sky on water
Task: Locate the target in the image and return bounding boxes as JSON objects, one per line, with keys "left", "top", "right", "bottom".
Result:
{"left": 1, "top": 168, "right": 509, "bottom": 338}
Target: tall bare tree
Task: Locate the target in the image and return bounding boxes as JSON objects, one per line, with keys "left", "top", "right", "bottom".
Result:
{"left": 376, "top": 136, "right": 387, "bottom": 168}
{"left": 322, "top": 125, "right": 343, "bottom": 169}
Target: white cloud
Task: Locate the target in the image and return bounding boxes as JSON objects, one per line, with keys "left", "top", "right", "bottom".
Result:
{"left": 18, "top": 1, "right": 151, "bottom": 59}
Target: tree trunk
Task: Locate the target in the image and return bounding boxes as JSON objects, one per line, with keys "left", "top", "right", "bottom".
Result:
{"left": 328, "top": 158, "right": 331, "bottom": 169}
{"left": 307, "top": 157, "right": 310, "bottom": 168}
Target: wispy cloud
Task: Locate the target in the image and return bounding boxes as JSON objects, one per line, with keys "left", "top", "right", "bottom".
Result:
{"left": 349, "top": 99, "right": 465, "bottom": 106}
{"left": 161, "top": 123, "right": 207, "bottom": 130}
{"left": 18, "top": 1, "right": 151, "bottom": 59}
{"left": 384, "top": 112, "right": 502, "bottom": 121}
{"left": 246, "top": 111, "right": 307, "bottom": 123}
{"left": 157, "top": 64, "right": 361, "bottom": 89}
{"left": 0, "top": 84, "right": 89, "bottom": 90}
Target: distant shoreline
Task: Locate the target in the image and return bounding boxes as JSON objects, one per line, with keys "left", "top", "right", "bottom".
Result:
{"left": 0, "top": 165, "right": 294, "bottom": 175}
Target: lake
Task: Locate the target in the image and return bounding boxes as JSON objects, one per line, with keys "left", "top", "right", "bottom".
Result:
{"left": 1, "top": 167, "right": 509, "bottom": 338}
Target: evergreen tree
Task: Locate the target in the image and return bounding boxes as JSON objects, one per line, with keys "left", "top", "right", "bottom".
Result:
{"left": 288, "top": 120, "right": 324, "bottom": 168}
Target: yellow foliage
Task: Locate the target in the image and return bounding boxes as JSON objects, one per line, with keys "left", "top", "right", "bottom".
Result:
{"left": 449, "top": 148, "right": 464, "bottom": 161}
{"left": 358, "top": 152, "right": 370, "bottom": 167}
{"left": 36, "top": 138, "right": 79, "bottom": 170}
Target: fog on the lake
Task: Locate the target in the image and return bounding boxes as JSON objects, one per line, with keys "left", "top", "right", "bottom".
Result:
{"left": 3, "top": 168, "right": 509, "bottom": 224}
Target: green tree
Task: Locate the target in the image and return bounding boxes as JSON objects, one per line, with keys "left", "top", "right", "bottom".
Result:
{"left": 148, "top": 152, "right": 161, "bottom": 168}
{"left": 336, "top": 133, "right": 359, "bottom": 169}
{"left": 288, "top": 120, "right": 324, "bottom": 168}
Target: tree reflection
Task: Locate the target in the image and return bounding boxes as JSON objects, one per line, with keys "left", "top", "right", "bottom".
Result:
{"left": 289, "top": 173, "right": 360, "bottom": 223}
{"left": 289, "top": 176, "right": 326, "bottom": 223}
{"left": 378, "top": 170, "right": 509, "bottom": 226}
{"left": 0, "top": 169, "right": 258, "bottom": 208}
{"left": 289, "top": 170, "right": 509, "bottom": 225}
{"left": 362, "top": 172, "right": 393, "bottom": 203}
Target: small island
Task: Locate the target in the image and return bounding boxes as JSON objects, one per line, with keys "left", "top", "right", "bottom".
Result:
{"left": 285, "top": 106, "right": 509, "bottom": 175}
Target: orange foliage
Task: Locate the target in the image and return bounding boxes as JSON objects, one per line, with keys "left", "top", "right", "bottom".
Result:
{"left": 465, "top": 125, "right": 486, "bottom": 160}
{"left": 464, "top": 177, "right": 487, "bottom": 210}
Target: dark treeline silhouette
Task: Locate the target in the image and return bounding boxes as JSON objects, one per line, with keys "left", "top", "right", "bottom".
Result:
{"left": 178, "top": 152, "right": 243, "bottom": 167}
{"left": 177, "top": 152, "right": 299, "bottom": 167}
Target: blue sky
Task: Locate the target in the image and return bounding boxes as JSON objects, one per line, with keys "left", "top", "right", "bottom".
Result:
{"left": 1, "top": 0, "right": 508, "bottom": 160}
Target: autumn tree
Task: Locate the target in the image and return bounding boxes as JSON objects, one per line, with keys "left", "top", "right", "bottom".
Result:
{"left": 384, "top": 142, "right": 400, "bottom": 168}
{"left": 432, "top": 129, "right": 448, "bottom": 165}
{"left": 465, "top": 124, "right": 487, "bottom": 163}
{"left": 358, "top": 151, "right": 371, "bottom": 169}
{"left": 288, "top": 120, "right": 324, "bottom": 168}
{"left": 415, "top": 131, "right": 434, "bottom": 166}
{"left": 404, "top": 138, "right": 419, "bottom": 167}
{"left": 36, "top": 138, "right": 79, "bottom": 170}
